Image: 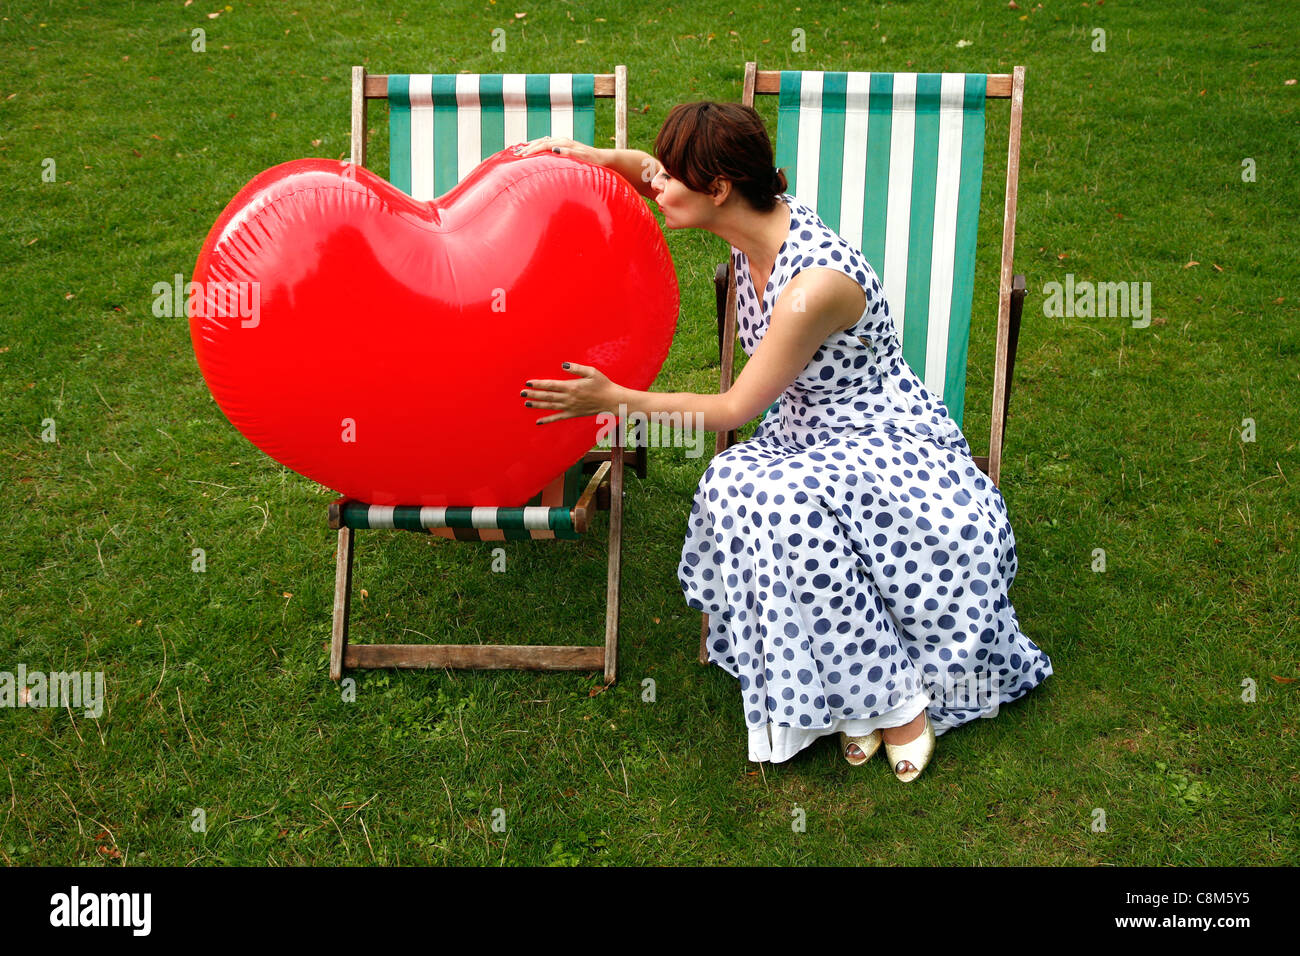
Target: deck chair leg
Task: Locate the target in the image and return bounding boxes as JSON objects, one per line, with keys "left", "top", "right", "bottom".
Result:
{"left": 699, "top": 613, "right": 710, "bottom": 665}
{"left": 1001, "top": 273, "right": 1026, "bottom": 441}
{"left": 984, "top": 273, "right": 1028, "bottom": 483}
{"left": 330, "top": 525, "right": 355, "bottom": 681}
{"left": 603, "top": 442, "right": 625, "bottom": 684}
{"left": 714, "top": 261, "right": 739, "bottom": 449}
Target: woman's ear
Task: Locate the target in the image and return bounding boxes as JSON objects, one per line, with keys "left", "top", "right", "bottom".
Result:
{"left": 709, "top": 178, "right": 732, "bottom": 205}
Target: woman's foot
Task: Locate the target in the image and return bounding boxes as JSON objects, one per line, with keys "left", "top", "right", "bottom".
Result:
{"left": 840, "top": 729, "right": 881, "bottom": 766}
{"left": 883, "top": 711, "right": 935, "bottom": 782}
{"left": 880, "top": 710, "right": 928, "bottom": 746}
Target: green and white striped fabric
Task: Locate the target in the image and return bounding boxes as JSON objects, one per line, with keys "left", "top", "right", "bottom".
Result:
{"left": 774, "top": 72, "right": 987, "bottom": 425}
{"left": 337, "top": 460, "right": 590, "bottom": 540}
{"left": 387, "top": 73, "right": 597, "bottom": 200}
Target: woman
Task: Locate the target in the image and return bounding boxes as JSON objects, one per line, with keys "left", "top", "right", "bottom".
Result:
{"left": 514, "top": 102, "right": 1052, "bottom": 780}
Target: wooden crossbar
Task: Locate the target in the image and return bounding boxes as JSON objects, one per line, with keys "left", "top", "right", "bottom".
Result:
{"left": 751, "top": 71, "right": 1015, "bottom": 98}
{"left": 360, "top": 73, "right": 622, "bottom": 99}
{"left": 345, "top": 643, "right": 605, "bottom": 671}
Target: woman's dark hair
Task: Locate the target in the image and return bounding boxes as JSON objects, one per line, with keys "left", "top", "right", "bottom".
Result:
{"left": 654, "top": 101, "right": 788, "bottom": 212}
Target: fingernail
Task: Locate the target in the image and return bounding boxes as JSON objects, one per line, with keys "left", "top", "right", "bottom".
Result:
{"left": 561, "top": 362, "right": 570, "bottom": 369}
{"left": 525, "top": 381, "right": 533, "bottom": 387}
{"left": 524, "top": 402, "right": 532, "bottom": 407}
{"left": 551, "top": 147, "right": 560, "bottom": 153}
{"left": 520, "top": 390, "right": 527, "bottom": 396}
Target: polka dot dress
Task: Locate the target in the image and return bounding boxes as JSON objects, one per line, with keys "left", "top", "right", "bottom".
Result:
{"left": 677, "top": 194, "right": 1053, "bottom": 764}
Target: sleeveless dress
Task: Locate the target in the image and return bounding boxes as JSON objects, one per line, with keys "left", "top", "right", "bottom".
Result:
{"left": 677, "top": 193, "right": 1053, "bottom": 764}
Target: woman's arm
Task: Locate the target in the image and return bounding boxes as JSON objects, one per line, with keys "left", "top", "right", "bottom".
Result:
{"left": 514, "top": 137, "right": 660, "bottom": 201}
{"left": 523, "top": 269, "right": 865, "bottom": 434}
{"left": 599, "top": 148, "right": 661, "bottom": 201}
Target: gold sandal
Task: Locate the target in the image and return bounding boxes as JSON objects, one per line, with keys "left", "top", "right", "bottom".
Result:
{"left": 840, "top": 729, "right": 882, "bottom": 766}
{"left": 884, "top": 712, "right": 936, "bottom": 782}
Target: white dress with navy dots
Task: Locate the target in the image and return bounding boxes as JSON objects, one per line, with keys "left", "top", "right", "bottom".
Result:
{"left": 677, "top": 194, "right": 1053, "bottom": 764}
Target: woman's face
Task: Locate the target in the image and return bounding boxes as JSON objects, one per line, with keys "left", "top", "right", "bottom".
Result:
{"left": 651, "top": 164, "right": 719, "bottom": 230}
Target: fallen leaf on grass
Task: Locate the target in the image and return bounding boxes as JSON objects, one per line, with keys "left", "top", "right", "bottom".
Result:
{"left": 1271, "top": 675, "right": 1296, "bottom": 684}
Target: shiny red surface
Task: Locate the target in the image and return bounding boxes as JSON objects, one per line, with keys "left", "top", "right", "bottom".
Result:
{"left": 189, "top": 149, "right": 679, "bottom": 506}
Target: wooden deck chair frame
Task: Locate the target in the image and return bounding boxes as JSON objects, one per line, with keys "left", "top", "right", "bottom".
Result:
{"left": 700, "top": 63, "right": 1028, "bottom": 663}
{"left": 331, "top": 65, "right": 639, "bottom": 685}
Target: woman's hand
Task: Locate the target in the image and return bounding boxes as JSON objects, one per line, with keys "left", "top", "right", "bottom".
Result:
{"left": 512, "top": 136, "right": 606, "bottom": 166}
{"left": 521, "top": 363, "right": 621, "bottom": 424}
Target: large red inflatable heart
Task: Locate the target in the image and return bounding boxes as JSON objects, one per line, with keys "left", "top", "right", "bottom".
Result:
{"left": 189, "top": 150, "right": 678, "bottom": 506}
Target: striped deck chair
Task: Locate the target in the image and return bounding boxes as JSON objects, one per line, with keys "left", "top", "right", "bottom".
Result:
{"left": 331, "top": 65, "right": 640, "bottom": 684}
{"left": 701, "top": 63, "right": 1028, "bottom": 661}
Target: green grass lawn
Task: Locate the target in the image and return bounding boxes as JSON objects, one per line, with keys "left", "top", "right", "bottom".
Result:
{"left": 1, "top": 0, "right": 1296, "bottom": 865}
